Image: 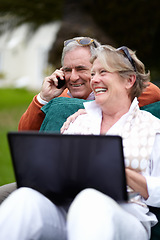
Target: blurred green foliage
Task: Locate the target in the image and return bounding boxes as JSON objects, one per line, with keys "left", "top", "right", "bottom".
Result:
{"left": 0, "top": 0, "right": 160, "bottom": 72}
{"left": 0, "top": 0, "right": 64, "bottom": 27}
{"left": 89, "top": 0, "right": 160, "bottom": 69}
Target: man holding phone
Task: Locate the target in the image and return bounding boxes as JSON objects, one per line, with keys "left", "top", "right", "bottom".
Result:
{"left": 18, "top": 37, "right": 100, "bottom": 131}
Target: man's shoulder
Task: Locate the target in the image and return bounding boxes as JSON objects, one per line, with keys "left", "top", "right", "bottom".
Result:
{"left": 59, "top": 88, "right": 70, "bottom": 98}
{"left": 138, "top": 82, "right": 160, "bottom": 107}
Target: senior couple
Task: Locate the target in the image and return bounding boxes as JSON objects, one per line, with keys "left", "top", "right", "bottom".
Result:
{"left": 0, "top": 36, "right": 160, "bottom": 240}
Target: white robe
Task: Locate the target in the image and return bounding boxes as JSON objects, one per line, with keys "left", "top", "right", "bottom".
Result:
{"left": 64, "top": 98, "right": 160, "bottom": 227}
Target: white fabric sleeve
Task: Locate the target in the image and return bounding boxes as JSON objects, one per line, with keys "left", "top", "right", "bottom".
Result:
{"left": 37, "top": 93, "right": 48, "bottom": 105}
{"left": 144, "top": 133, "right": 160, "bottom": 207}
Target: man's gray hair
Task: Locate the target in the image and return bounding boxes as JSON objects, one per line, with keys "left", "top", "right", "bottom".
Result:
{"left": 61, "top": 37, "right": 101, "bottom": 65}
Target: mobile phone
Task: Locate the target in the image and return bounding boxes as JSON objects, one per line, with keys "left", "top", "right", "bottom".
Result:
{"left": 57, "top": 77, "right": 66, "bottom": 89}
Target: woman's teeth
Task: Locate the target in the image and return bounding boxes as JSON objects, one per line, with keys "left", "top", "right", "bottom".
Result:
{"left": 95, "top": 88, "right": 107, "bottom": 93}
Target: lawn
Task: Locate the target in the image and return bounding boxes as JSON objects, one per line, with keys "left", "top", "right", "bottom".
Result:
{"left": 0, "top": 88, "right": 37, "bottom": 186}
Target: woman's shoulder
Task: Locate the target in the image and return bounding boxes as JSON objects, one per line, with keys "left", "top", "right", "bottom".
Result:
{"left": 140, "top": 109, "right": 160, "bottom": 131}
{"left": 64, "top": 113, "right": 93, "bottom": 134}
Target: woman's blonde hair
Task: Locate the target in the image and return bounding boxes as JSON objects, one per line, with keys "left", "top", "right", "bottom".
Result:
{"left": 90, "top": 45, "right": 150, "bottom": 101}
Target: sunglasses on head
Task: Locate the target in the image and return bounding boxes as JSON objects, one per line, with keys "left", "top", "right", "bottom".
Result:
{"left": 117, "top": 46, "right": 137, "bottom": 72}
{"left": 64, "top": 37, "right": 97, "bottom": 48}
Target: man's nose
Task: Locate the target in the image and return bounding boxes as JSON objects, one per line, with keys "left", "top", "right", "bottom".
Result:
{"left": 70, "top": 69, "right": 79, "bottom": 82}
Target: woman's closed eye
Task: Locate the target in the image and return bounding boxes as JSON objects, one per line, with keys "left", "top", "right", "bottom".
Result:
{"left": 100, "top": 69, "right": 107, "bottom": 75}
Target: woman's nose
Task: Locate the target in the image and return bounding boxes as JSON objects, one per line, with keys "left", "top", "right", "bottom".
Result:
{"left": 91, "top": 74, "right": 100, "bottom": 83}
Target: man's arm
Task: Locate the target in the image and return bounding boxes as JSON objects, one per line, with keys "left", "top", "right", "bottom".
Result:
{"left": 18, "top": 68, "right": 69, "bottom": 131}
{"left": 18, "top": 95, "right": 45, "bottom": 131}
{"left": 138, "top": 82, "right": 160, "bottom": 107}
{"left": 18, "top": 89, "right": 70, "bottom": 131}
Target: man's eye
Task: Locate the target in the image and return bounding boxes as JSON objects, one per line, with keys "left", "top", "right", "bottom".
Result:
{"left": 64, "top": 69, "right": 71, "bottom": 73}
{"left": 77, "top": 67, "right": 86, "bottom": 71}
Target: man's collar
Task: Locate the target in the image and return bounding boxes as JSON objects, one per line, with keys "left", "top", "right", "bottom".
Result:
{"left": 67, "top": 90, "right": 95, "bottom": 100}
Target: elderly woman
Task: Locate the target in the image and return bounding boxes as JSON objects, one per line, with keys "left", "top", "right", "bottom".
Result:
{"left": 63, "top": 45, "right": 160, "bottom": 240}
{"left": 0, "top": 45, "right": 160, "bottom": 240}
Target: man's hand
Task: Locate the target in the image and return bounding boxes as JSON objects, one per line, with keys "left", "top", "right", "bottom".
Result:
{"left": 40, "top": 69, "right": 66, "bottom": 102}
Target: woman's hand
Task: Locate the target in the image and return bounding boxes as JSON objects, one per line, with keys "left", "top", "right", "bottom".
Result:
{"left": 125, "top": 168, "right": 149, "bottom": 200}
{"left": 61, "top": 109, "right": 87, "bottom": 133}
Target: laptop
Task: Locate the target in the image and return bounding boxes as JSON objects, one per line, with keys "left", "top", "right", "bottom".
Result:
{"left": 7, "top": 131, "right": 128, "bottom": 204}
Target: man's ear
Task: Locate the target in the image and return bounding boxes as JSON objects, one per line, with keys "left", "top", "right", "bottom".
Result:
{"left": 126, "top": 74, "right": 136, "bottom": 89}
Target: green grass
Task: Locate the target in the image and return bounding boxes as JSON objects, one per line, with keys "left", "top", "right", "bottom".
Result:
{"left": 0, "top": 88, "right": 37, "bottom": 186}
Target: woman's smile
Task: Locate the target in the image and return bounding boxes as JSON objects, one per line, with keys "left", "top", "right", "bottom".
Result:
{"left": 94, "top": 87, "right": 108, "bottom": 94}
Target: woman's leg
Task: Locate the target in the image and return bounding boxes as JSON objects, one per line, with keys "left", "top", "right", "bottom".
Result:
{"left": 67, "top": 188, "right": 148, "bottom": 240}
{"left": 0, "top": 187, "right": 67, "bottom": 240}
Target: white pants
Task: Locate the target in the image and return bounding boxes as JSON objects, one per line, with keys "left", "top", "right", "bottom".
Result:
{"left": 0, "top": 187, "right": 149, "bottom": 240}
{"left": 0, "top": 187, "right": 67, "bottom": 240}
{"left": 67, "top": 188, "right": 149, "bottom": 240}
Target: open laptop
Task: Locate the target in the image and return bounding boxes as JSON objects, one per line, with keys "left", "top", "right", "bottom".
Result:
{"left": 7, "top": 131, "right": 128, "bottom": 204}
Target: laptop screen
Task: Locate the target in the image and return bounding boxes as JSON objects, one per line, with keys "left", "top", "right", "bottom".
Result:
{"left": 8, "top": 132, "right": 128, "bottom": 204}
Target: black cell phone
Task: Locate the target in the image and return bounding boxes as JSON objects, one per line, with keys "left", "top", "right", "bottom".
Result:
{"left": 57, "top": 77, "right": 66, "bottom": 89}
